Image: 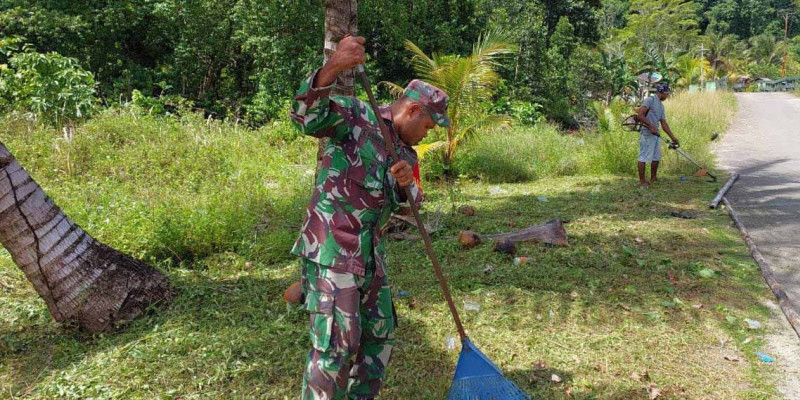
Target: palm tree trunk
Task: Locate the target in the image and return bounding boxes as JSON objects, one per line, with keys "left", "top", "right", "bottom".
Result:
{"left": 0, "top": 142, "right": 171, "bottom": 332}
{"left": 317, "top": 0, "right": 357, "bottom": 173}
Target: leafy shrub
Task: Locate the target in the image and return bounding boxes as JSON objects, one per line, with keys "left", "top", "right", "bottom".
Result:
{"left": 510, "top": 101, "right": 545, "bottom": 125}
{"left": 1, "top": 47, "right": 96, "bottom": 128}
{"left": 131, "top": 89, "right": 194, "bottom": 116}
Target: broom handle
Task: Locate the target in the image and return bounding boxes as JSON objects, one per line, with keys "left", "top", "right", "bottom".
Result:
{"left": 356, "top": 65, "right": 467, "bottom": 341}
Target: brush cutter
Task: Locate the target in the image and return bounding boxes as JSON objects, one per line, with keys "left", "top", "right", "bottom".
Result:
{"left": 622, "top": 114, "right": 717, "bottom": 182}
{"left": 356, "top": 65, "right": 531, "bottom": 400}
{"left": 663, "top": 138, "right": 717, "bottom": 182}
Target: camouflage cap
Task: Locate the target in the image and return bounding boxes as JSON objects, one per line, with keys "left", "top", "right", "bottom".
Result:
{"left": 655, "top": 81, "right": 671, "bottom": 93}
{"left": 403, "top": 79, "right": 451, "bottom": 127}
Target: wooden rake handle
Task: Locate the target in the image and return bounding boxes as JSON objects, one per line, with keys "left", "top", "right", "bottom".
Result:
{"left": 356, "top": 65, "right": 467, "bottom": 341}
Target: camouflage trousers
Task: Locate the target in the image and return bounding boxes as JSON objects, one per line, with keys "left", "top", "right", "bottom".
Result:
{"left": 300, "top": 258, "right": 397, "bottom": 400}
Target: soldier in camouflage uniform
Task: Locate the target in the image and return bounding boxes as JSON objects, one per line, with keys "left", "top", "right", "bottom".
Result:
{"left": 290, "top": 35, "right": 451, "bottom": 400}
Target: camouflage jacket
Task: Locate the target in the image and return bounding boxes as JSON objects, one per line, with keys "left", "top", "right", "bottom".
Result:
{"left": 290, "top": 69, "right": 424, "bottom": 277}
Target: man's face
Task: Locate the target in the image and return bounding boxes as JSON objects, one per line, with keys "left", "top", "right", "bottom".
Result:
{"left": 658, "top": 92, "right": 670, "bottom": 101}
{"left": 395, "top": 102, "right": 436, "bottom": 146}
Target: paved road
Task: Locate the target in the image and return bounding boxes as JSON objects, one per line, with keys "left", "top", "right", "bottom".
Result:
{"left": 714, "top": 92, "right": 800, "bottom": 399}
{"left": 716, "top": 92, "right": 800, "bottom": 304}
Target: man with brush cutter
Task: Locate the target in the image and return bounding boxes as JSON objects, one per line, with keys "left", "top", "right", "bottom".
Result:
{"left": 289, "top": 35, "right": 451, "bottom": 400}
{"left": 635, "top": 81, "right": 680, "bottom": 188}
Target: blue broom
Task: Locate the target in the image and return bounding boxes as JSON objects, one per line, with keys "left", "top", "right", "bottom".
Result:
{"left": 357, "top": 65, "right": 531, "bottom": 400}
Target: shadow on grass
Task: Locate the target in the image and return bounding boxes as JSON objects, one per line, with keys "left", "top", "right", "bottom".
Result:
{"left": 382, "top": 176, "right": 767, "bottom": 398}
{"left": 1, "top": 270, "right": 293, "bottom": 396}
{"left": 1, "top": 262, "right": 462, "bottom": 398}
{"left": 0, "top": 175, "right": 769, "bottom": 398}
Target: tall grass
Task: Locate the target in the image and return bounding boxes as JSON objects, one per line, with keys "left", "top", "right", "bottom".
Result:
{"left": 435, "top": 91, "right": 737, "bottom": 182}
{"left": 0, "top": 109, "right": 317, "bottom": 266}
{"left": 0, "top": 92, "right": 736, "bottom": 265}
{"left": 1, "top": 92, "right": 775, "bottom": 400}
{"left": 451, "top": 123, "right": 580, "bottom": 182}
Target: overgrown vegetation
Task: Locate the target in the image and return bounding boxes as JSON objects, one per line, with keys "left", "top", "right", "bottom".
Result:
{"left": 0, "top": 41, "right": 95, "bottom": 134}
{"left": 424, "top": 91, "right": 736, "bottom": 182}
{"left": 1, "top": 0, "right": 798, "bottom": 125}
{"left": 0, "top": 108, "right": 313, "bottom": 266}
{"left": 0, "top": 0, "right": 790, "bottom": 397}
{"left": 0, "top": 90, "right": 784, "bottom": 399}
{"left": 385, "top": 30, "right": 516, "bottom": 175}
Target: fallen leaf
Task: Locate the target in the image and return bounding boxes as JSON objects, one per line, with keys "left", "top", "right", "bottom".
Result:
{"left": 570, "top": 291, "right": 579, "bottom": 300}
{"left": 668, "top": 386, "right": 688, "bottom": 398}
{"left": 564, "top": 387, "right": 573, "bottom": 397}
{"left": 650, "top": 387, "right": 661, "bottom": 399}
{"left": 630, "top": 371, "right": 642, "bottom": 381}
{"left": 635, "top": 237, "right": 644, "bottom": 244}
{"left": 551, "top": 374, "right": 562, "bottom": 383}
{"left": 724, "top": 355, "right": 740, "bottom": 362}
{"left": 534, "top": 360, "right": 548, "bottom": 370}
{"left": 691, "top": 304, "right": 704, "bottom": 309}
{"left": 458, "top": 205, "right": 475, "bottom": 216}
{"left": 644, "top": 383, "right": 661, "bottom": 399}
{"left": 572, "top": 355, "right": 581, "bottom": 364}
{"left": 594, "top": 363, "right": 607, "bottom": 373}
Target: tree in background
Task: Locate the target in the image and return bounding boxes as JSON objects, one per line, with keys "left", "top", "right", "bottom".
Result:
{"left": 543, "top": 17, "right": 578, "bottom": 126}
{"left": 0, "top": 44, "right": 95, "bottom": 139}
{"left": 384, "top": 31, "right": 516, "bottom": 176}
{"left": 315, "top": 0, "right": 357, "bottom": 176}
{"left": 617, "top": 0, "right": 700, "bottom": 63}
{"left": 703, "top": 32, "right": 742, "bottom": 79}
{"left": 2, "top": 0, "right": 800, "bottom": 126}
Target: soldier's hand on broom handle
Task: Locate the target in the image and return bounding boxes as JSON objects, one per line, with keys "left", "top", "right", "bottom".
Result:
{"left": 389, "top": 160, "right": 414, "bottom": 188}
{"left": 315, "top": 35, "right": 366, "bottom": 88}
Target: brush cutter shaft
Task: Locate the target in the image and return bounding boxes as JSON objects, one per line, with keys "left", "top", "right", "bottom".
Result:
{"left": 356, "top": 66, "right": 467, "bottom": 341}
{"left": 663, "top": 137, "right": 718, "bottom": 181}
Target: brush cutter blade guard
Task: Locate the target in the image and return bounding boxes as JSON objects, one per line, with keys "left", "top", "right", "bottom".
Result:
{"left": 446, "top": 339, "right": 531, "bottom": 400}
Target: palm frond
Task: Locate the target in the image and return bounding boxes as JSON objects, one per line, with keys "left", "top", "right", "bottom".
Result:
{"left": 404, "top": 40, "right": 437, "bottom": 81}
{"left": 378, "top": 81, "right": 405, "bottom": 99}
{"left": 413, "top": 141, "right": 447, "bottom": 160}
{"left": 402, "top": 31, "right": 517, "bottom": 168}
{"left": 472, "top": 30, "right": 518, "bottom": 68}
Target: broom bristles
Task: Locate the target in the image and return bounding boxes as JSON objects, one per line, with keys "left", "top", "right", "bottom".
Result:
{"left": 446, "top": 375, "right": 531, "bottom": 400}
{"left": 446, "top": 338, "right": 532, "bottom": 400}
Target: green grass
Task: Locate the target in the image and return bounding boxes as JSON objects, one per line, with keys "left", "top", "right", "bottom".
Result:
{"left": 0, "top": 110, "right": 313, "bottom": 265}
{"left": 0, "top": 92, "right": 783, "bottom": 399}
{"left": 442, "top": 91, "right": 737, "bottom": 182}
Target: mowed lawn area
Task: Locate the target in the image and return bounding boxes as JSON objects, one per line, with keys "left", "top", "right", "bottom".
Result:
{"left": 1, "top": 92, "right": 783, "bottom": 399}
